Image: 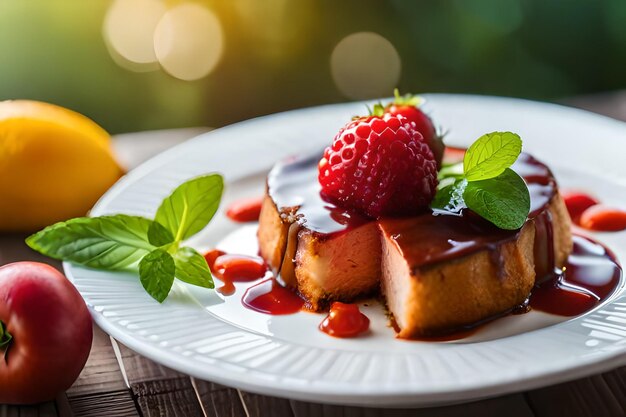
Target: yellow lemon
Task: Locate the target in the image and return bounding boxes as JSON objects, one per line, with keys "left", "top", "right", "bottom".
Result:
{"left": 0, "top": 100, "right": 124, "bottom": 231}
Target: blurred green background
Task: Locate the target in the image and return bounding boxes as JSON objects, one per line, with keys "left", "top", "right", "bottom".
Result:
{"left": 0, "top": 0, "right": 624, "bottom": 134}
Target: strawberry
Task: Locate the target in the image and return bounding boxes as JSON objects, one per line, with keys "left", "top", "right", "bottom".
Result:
{"left": 385, "top": 89, "right": 444, "bottom": 167}
{"left": 318, "top": 107, "right": 438, "bottom": 218}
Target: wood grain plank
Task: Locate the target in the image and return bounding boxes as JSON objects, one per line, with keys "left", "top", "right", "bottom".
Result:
{"left": 54, "top": 394, "right": 72, "bottom": 417}
{"left": 0, "top": 404, "right": 18, "bottom": 417}
{"left": 66, "top": 326, "right": 128, "bottom": 398}
{"left": 66, "top": 390, "right": 138, "bottom": 417}
{"left": 0, "top": 401, "right": 57, "bottom": 417}
{"left": 190, "top": 378, "right": 229, "bottom": 395}
{"left": 527, "top": 369, "right": 626, "bottom": 417}
{"left": 113, "top": 341, "right": 205, "bottom": 417}
{"left": 239, "top": 392, "right": 293, "bottom": 417}
{"left": 114, "top": 342, "right": 183, "bottom": 383}
{"left": 599, "top": 366, "right": 626, "bottom": 411}
{"left": 192, "top": 379, "right": 246, "bottom": 417}
{"left": 133, "top": 379, "right": 205, "bottom": 417}
{"left": 290, "top": 394, "right": 534, "bottom": 417}
{"left": 57, "top": 326, "right": 140, "bottom": 417}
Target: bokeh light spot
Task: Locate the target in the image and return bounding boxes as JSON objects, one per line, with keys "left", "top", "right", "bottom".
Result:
{"left": 103, "top": 0, "right": 165, "bottom": 66}
{"left": 331, "top": 32, "right": 401, "bottom": 100}
{"left": 154, "top": 3, "right": 224, "bottom": 81}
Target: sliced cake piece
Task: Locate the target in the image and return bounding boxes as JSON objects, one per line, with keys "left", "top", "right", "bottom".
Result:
{"left": 292, "top": 222, "right": 381, "bottom": 311}
{"left": 380, "top": 219, "right": 535, "bottom": 337}
{"left": 258, "top": 191, "right": 381, "bottom": 311}
{"left": 379, "top": 192, "right": 571, "bottom": 338}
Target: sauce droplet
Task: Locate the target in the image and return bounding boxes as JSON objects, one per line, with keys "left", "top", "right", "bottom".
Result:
{"left": 319, "top": 302, "right": 370, "bottom": 338}
{"left": 204, "top": 249, "right": 226, "bottom": 272}
{"left": 561, "top": 191, "right": 598, "bottom": 223}
{"left": 242, "top": 279, "right": 304, "bottom": 314}
{"left": 226, "top": 197, "right": 264, "bottom": 222}
{"left": 579, "top": 205, "right": 626, "bottom": 232}
{"left": 210, "top": 253, "right": 267, "bottom": 296}
{"left": 213, "top": 254, "right": 267, "bottom": 280}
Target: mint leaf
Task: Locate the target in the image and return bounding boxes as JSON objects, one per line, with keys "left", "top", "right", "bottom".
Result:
{"left": 155, "top": 174, "right": 223, "bottom": 242}
{"left": 26, "top": 215, "right": 155, "bottom": 270}
{"left": 431, "top": 179, "right": 467, "bottom": 213}
{"left": 464, "top": 132, "right": 522, "bottom": 181}
{"left": 463, "top": 168, "right": 530, "bottom": 230}
{"left": 173, "top": 247, "right": 214, "bottom": 289}
{"left": 139, "top": 249, "right": 175, "bottom": 302}
{"left": 147, "top": 221, "right": 174, "bottom": 247}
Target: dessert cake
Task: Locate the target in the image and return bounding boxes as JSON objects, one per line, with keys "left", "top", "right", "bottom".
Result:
{"left": 258, "top": 153, "right": 572, "bottom": 337}
{"left": 257, "top": 94, "right": 573, "bottom": 337}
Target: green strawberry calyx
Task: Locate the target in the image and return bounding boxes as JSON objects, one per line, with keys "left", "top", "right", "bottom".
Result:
{"left": 392, "top": 88, "right": 424, "bottom": 108}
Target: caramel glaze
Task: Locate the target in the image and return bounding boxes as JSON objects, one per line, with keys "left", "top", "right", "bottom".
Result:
{"left": 268, "top": 152, "right": 556, "bottom": 271}
{"left": 267, "top": 155, "right": 370, "bottom": 237}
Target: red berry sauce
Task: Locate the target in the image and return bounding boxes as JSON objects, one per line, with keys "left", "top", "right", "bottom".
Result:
{"left": 206, "top": 252, "right": 267, "bottom": 296}
{"left": 204, "top": 249, "right": 226, "bottom": 272}
{"left": 561, "top": 191, "right": 626, "bottom": 231}
{"left": 530, "top": 235, "right": 622, "bottom": 316}
{"left": 561, "top": 191, "right": 599, "bottom": 223}
{"left": 319, "top": 302, "right": 370, "bottom": 338}
{"left": 579, "top": 205, "right": 626, "bottom": 232}
{"left": 226, "top": 197, "right": 264, "bottom": 222}
{"left": 242, "top": 279, "right": 304, "bottom": 315}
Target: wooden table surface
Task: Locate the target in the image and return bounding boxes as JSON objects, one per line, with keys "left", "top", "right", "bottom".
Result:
{"left": 2, "top": 93, "right": 626, "bottom": 417}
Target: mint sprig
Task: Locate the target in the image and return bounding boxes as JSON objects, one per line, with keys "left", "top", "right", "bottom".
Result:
{"left": 431, "top": 132, "right": 530, "bottom": 230}
{"left": 26, "top": 174, "right": 224, "bottom": 302}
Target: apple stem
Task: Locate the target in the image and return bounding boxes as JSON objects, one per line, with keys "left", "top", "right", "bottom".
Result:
{"left": 0, "top": 320, "right": 12, "bottom": 362}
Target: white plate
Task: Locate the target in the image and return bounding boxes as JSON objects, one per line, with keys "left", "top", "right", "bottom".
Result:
{"left": 65, "top": 95, "right": 626, "bottom": 407}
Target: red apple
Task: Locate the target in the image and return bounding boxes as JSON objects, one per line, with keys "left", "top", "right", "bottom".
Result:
{"left": 0, "top": 262, "right": 92, "bottom": 404}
